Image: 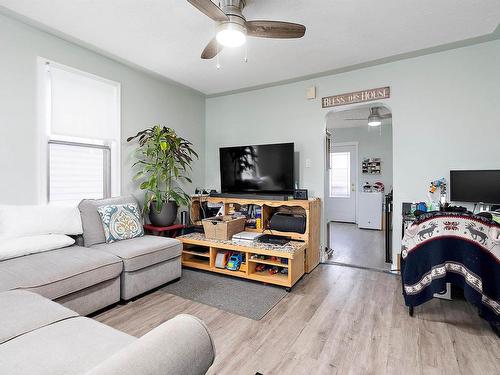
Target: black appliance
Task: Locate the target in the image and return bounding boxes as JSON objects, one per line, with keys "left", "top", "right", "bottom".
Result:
{"left": 258, "top": 234, "right": 291, "bottom": 246}
{"left": 384, "top": 191, "right": 392, "bottom": 263}
{"left": 269, "top": 212, "right": 306, "bottom": 234}
{"left": 180, "top": 211, "right": 188, "bottom": 225}
{"left": 450, "top": 170, "right": 500, "bottom": 204}
{"left": 293, "top": 189, "right": 308, "bottom": 200}
{"left": 219, "top": 142, "right": 294, "bottom": 194}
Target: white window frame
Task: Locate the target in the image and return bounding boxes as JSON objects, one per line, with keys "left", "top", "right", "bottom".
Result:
{"left": 37, "top": 58, "right": 121, "bottom": 204}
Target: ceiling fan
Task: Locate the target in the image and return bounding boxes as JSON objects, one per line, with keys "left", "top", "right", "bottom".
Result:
{"left": 345, "top": 107, "right": 392, "bottom": 127}
{"left": 187, "top": 0, "right": 306, "bottom": 59}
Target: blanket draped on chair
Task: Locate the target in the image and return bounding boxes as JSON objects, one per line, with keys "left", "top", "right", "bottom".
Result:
{"left": 401, "top": 211, "right": 500, "bottom": 329}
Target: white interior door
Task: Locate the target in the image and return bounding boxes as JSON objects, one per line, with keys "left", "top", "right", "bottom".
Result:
{"left": 328, "top": 143, "right": 357, "bottom": 223}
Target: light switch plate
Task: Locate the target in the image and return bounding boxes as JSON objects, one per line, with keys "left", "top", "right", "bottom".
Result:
{"left": 306, "top": 86, "right": 316, "bottom": 100}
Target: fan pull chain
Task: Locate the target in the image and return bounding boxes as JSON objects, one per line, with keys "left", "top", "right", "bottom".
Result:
{"left": 216, "top": 44, "right": 221, "bottom": 70}
{"left": 244, "top": 43, "right": 248, "bottom": 63}
{"left": 215, "top": 21, "right": 221, "bottom": 70}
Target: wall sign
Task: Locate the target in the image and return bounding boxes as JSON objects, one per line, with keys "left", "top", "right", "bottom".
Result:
{"left": 322, "top": 86, "right": 390, "bottom": 108}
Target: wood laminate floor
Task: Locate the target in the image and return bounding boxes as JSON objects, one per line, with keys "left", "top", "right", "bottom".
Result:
{"left": 95, "top": 265, "right": 499, "bottom": 375}
{"left": 328, "top": 222, "right": 391, "bottom": 271}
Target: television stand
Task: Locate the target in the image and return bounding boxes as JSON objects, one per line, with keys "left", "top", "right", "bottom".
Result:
{"left": 190, "top": 195, "right": 321, "bottom": 273}
{"left": 209, "top": 192, "right": 289, "bottom": 201}
{"left": 179, "top": 233, "right": 306, "bottom": 289}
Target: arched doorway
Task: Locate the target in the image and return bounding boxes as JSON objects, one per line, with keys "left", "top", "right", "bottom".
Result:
{"left": 324, "top": 104, "right": 394, "bottom": 271}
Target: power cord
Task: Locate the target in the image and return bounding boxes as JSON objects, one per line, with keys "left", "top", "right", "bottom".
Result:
{"left": 194, "top": 187, "right": 207, "bottom": 222}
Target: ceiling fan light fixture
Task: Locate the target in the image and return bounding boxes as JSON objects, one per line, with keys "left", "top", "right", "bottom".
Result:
{"left": 367, "top": 107, "right": 382, "bottom": 127}
{"left": 368, "top": 117, "right": 382, "bottom": 127}
{"left": 216, "top": 22, "right": 247, "bottom": 48}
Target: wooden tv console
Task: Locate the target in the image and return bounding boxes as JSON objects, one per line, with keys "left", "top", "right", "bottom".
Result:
{"left": 189, "top": 196, "right": 321, "bottom": 273}
{"left": 179, "top": 233, "right": 306, "bottom": 290}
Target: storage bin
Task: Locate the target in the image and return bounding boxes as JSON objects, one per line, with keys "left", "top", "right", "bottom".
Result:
{"left": 202, "top": 215, "right": 246, "bottom": 240}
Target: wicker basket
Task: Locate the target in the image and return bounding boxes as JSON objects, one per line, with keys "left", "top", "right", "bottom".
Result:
{"left": 202, "top": 215, "right": 246, "bottom": 240}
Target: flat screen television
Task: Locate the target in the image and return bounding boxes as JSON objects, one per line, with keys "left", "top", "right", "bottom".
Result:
{"left": 220, "top": 142, "right": 294, "bottom": 194}
{"left": 450, "top": 170, "right": 500, "bottom": 204}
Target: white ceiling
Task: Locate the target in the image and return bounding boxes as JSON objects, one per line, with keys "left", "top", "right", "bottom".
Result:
{"left": 326, "top": 105, "right": 392, "bottom": 129}
{"left": 1, "top": 0, "right": 499, "bottom": 95}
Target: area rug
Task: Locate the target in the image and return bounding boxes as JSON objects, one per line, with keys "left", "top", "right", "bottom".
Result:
{"left": 161, "top": 269, "right": 288, "bottom": 320}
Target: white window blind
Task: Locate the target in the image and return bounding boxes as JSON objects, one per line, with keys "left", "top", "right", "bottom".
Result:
{"left": 44, "top": 61, "right": 120, "bottom": 204}
{"left": 330, "top": 152, "right": 351, "bottom": 198}
{"left": 50, "top": 66, "right": 119, "bottom": 140}
{"left": 49, "top": 142, "right": 109, "bottom": 203}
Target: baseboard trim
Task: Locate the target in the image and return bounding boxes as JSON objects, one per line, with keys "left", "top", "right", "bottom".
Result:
{"left": 322, "top": 260, "right": 399, "bottom": 276}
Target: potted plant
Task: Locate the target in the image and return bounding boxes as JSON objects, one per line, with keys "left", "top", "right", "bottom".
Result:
{"left": 127, "top": 125, "right": 198, "bottom": 227}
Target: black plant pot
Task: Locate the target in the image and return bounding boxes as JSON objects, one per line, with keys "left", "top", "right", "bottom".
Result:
{"left": 148, "top": 201, "right": 178, "bottom": 227}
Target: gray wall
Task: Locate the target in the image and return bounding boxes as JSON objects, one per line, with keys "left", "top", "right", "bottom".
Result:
{"left": 205, "top": 39, "right": 500, "bottom": 263}
{"left": 0, "top": 13, "right": 205, "bottom": 205}
{"left": 2, "top": 9, "right": 500, "bottom": 264}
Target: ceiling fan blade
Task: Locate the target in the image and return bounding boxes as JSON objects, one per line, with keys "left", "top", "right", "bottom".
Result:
{"left": 201, "top": 38, "right": 222, "bottom": 59}
{"left": 187, "top": 0, "right": 228, "bottom": 22}
{"left": 246, "top": 20, "right": 306, "bottom": 39}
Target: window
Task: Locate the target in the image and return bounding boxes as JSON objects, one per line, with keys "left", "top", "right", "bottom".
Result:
{"left": 329, "top": 152, "right": 351, "bottom": 198}
{"left": 40, "top": 60, "right": 120, "bottom": 204}
{"left": 49, "top": 141, "right": 109, "bottom": 202}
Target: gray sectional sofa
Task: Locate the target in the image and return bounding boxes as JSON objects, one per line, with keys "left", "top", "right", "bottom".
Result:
{"left": 0, "top": 197, "right": 215, "bottom": 374}
{"left": 0, "top": 290, "right": 215, "bottom": 375}
{"left": 79, "top": 196, "right": 182, "bottom": 301}
{"left": 0, "top": 196, "right": 183, "bottom": 315}
{"left": 0, "top": 245, "right": 122, "bottom": 316}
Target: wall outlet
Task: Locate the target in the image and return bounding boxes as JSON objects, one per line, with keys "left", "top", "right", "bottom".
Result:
{"left": 305, "top": 158, "right": 312, "bottom": 168}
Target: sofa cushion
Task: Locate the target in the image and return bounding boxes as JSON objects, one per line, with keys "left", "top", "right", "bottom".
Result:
{"left": 0, "top": 317, "right": 135, "bottom": 375}
{"left": 0, "top": 204, "right": 82, "bottom": 240}
{"left": 79, "top": 196, "right": 138, "bottom": 247}
{"left": 0, "top": 234, "right": 75, "bottom": 261}
{"left": 85, "top": 315, "right": 215, "bottom": 375}
{"left": 97, "top": 203, "right": 144, "bottom": 243}
{"left": 0, "top": 246, "right": 123, "bottom": 300}
{"left": 91, "top": 235, "right": 182, "bottom": 272}
{"left": 0, "top": 290, "right": 78, "bottom": 344}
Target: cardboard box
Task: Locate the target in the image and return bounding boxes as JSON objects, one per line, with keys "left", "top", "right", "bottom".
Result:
{"left": 202, "top": 215, "right": 246, "bottom": 240}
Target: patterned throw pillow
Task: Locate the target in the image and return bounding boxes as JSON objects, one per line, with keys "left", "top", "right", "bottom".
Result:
{"left": 97, "top": 203, "right": 144, "bottom": 243}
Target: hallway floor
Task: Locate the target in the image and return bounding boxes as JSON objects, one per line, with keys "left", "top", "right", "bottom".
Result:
{"left": 327, "top": 222, "right": 392, "bottom": 271}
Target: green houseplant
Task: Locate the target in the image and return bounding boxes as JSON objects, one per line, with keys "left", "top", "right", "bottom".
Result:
{"left": 127, "top": 125, "right": 198, "bottom": 226}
